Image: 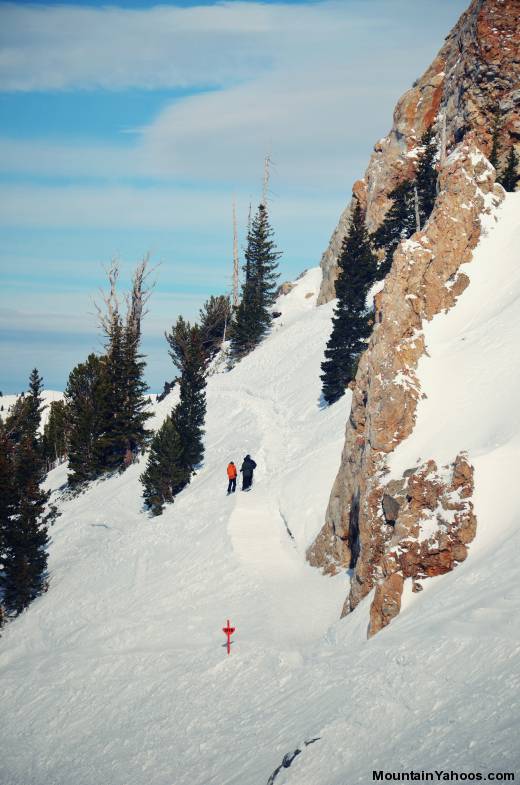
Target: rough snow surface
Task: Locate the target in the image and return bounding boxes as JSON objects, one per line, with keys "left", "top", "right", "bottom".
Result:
{"left": 1, "top": 268, "right": 352, "bottom": 785}
{"left": 2, "top": 200, "right": 520, "bottom": 785}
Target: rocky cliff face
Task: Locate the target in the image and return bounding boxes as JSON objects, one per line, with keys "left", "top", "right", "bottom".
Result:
{"left": 318, "top": 0, "right": 519, "bottom": 304}
{"left": 308, "top": 0, "right": 519, "bottom": 636}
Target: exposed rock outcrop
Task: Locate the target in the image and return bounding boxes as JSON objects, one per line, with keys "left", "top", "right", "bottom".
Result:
{"left": 309, "top": 151, "right": 507, "bottom": 635}
{"left": 318, "top": 0, "right": 520, "bottom": 305}
{"left": 308, "top": 0, "right": 518, "bottom": 636}
{"left": 309, "top": 142, "right": 502, "bottom": 556}
{"left": 368, "top": 454, "right": 476, "bottom": 637}
{"left": 308, "top": 0, "right": 520, "bottom": 635}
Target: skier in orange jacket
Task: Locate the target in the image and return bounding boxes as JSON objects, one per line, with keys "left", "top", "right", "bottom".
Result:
{"left": 227, "top": 462, "right": 237, "bottom": 495}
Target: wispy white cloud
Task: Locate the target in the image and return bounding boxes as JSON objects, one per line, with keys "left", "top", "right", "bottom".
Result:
{"left": 0, "top": 0, "right": 469, "bottom": 390}
{"left": 0, "top": 0, "right": 468, "bottom": 192}
{"left": 0, "top": 2, "right": 275, "bottom": 91}
{"left": 0, "top": 182, "right": 343, "bottom": 229}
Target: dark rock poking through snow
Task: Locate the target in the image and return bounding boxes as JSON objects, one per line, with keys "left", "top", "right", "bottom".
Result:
{"left": 266, "top": 738, "right": 320, "bottom": 785}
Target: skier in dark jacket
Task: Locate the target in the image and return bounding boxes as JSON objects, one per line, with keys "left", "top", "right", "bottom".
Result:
{"left": 240, "top": 455, "right": 257, "bottom": 491}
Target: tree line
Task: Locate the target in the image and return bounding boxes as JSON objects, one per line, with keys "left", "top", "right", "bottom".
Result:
{"left": 0, "top": 201, "right": 282, "bottom": 620}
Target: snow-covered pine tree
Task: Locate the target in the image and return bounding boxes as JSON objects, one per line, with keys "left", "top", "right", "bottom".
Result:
{"left": 3, "top": 395, "right": 28, "bottom": 445}
{"left": 94, "top": 312, "right": 129, "bottom": 471}
{"left": 0, "top": 435, "right": 51, "bottom": 615}
{"left": 488, "top": 109, "right": 501, "bottom": 171}
{"left": 24, "top": 368, "right": 45, "bottom": 445}
{"left": 415, "top": 126, "right": 438, "bottom": 226}
{"left": 320, "top": 201, "right": 378, "bottom": 405}
{"left": 0, "top": 421, "right": 16, "bottom": 564}
{"left": 95, "top": 261, "right": 152, "bottom": 473}
{"left": 0, "top": 371, "right": 53, "bottom": 616}
{"left": 372, "top": 179, "right": 416, "bottom": 278}
{"left": 65, "top": 354, "right": 106, "bottom": 486}
{"left": 3, "top": 368, "right": 44, "bottom": 447}
{"left": 166, "top": 317, "right": 207, "bottom": 472}
{"left": 123, "top": 259, "right": 154, "bottom": 456}
{"left": 140, "top": 415, "right": 189, "bottom": 516}
{"left": 199, "top": 295, "right": 231, "bottom": 359}
{"left": 42, "top": 400, "right": 70, "bottom": 468}
{"left": 230, "top": 204, "right": 281, "bottom": 360}
{"left": 498, "top": 146, "right": 519, "bottom": 192}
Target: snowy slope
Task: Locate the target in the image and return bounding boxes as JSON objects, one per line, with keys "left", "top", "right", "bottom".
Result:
{"left": 276, "top": 192, "right": 520, "bottom": 784}
{"left": 1, "top": 189, "right": 520, "bottom": 785}
{"left": 0, "top": 269, "right": 352, "bottom": 785}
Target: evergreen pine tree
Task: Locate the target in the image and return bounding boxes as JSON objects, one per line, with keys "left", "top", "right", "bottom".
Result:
{"left": 65, "top": 354, "right": 106, "bottom": 486}
{"left": 26, "top": 369, "right": 44, "bottom": 444}
{"left": 415, "top": 127, "right": 438, "bottom": 226}
{"left": 95, "top": 261, "right": 152, "bottom": 472}
{"left": 0, "top": 435, "right": 51, "bottom": 615}
{"left": 3, "top": 369, "right": 44, "bottom": 447}
{"left": 488, "top": 109, "right": 501, "bottom": 171}
{"left": 42, "top": 400, "right": 70, "bottom": 467}
{"left": 166, "top": 318, "right": 207, "bottom": 472}
{"left": 498, "top": 146, "right": 519, "bottom": 192}
{"left": 95, "top": 313, "right": 130, "bottom": 471}
{"left": 321, "top": 202, "right": 378, "bottom": 405}
{"left": 199, "top": 295, "right": 231, "bottom": 359}
{"left": 123, "top": 259, "right": 153, "bottom": 455}
{"left": 0, "top": 422, "right": 16, "bottom": 559}
{"left": 140, "top": 416, "right": 189, "bottom": 516}
{"left": 372, "top": 179, "right": 416, "bottom": 278}
{"left": 4, "top": 394, "right": 29, "bottom": 444}
{"left": 230, "top": 204, "right": 281, "bottom": 359}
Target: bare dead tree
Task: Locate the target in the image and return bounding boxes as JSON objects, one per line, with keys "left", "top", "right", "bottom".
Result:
{"left": 232, "top": 201, "right": 239, "bottom": 309}
{"left": 262, "top": 154, "right": 271, "bottom": 206}
{"left": 125, "top": 255, "right": 156, "bottom": 347}
{"left": 95, "top": 259, "right": 121, "bottom": 340}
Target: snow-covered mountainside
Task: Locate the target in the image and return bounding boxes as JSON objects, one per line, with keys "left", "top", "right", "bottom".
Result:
{"left": 1, "top": 194, "right": 520, "bottom": 783}
{"left": 1, "top": 270, "right": 352, "bottom": 785}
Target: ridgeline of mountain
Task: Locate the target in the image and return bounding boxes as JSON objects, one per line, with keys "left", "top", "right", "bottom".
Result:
{"left": 308, "top": 0, "right": 520, "bottom": 636}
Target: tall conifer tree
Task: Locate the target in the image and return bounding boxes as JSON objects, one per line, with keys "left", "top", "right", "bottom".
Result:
{"left": 0, "top": 422, "right": 16, "bottom": 560}
{"left": 65, "top": 354, "right": 106, "bottom": 486}
{"left": 199, "top": 295, "right": 231, "bottom": 359}
{"left": 231, "top": 204, "right": 281, "bottom": 359}
{"left": 498, "top": 146, "right": 519, "bottom": 192}
{"left": 95, "top": 261, "right": 152, "bottom": 472}
{"left": 141, "top": 318, "right": 207, "bottom": 516}
{"left": 321, "top": 202, "right": 378, "bottom": 405}
{"left": 0, "top": 372, "right": 52, "bottom": 616}
{"left": 42, "top": 400, "right": 70, "bottom": 468}
{"left": 488, "top": 109, "right": 501, "bottom": 171}
{"left": 140, "top": 416, "right": 189, "bottom": 516}
{"left": 166, "top": 318, "right": 207, "bottom": 472}
{"left": 415, "top": 127, "right": 438, "bottom": 226}
{"left": 372, "top": 180, "right": 416, "bottom": 278}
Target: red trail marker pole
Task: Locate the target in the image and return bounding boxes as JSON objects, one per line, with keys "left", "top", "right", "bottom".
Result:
{"left": 222, "top": 619, "right": 236, "bottom": 655}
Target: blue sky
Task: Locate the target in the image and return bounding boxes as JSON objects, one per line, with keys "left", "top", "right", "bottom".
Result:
{"left": 0, "top": 0, "right": 468, "bottom": 393}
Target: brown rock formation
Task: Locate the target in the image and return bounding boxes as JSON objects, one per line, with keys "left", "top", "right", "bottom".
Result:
{"left": 318, "top": 0, "right": 520, "bottom": 305}
{"left": 307, "top": 141, "right": 504, "bottom": 630}
{"left": 308, "top": 0, "right": 519, "bottom": 637}
{"left": 367, "top": 455, "right": 476, "bottom": 637}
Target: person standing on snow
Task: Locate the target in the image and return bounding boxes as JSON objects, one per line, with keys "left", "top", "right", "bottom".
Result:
{"left": 240, "top": 455, "right": 257, "bottom": 491}
{"left": 227, "top": 461, "right": 237, "bottom": 495}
